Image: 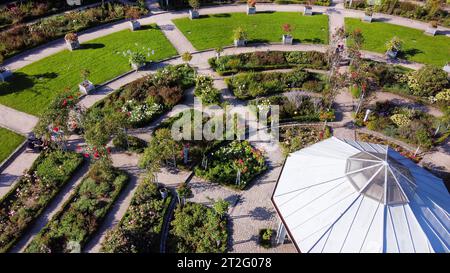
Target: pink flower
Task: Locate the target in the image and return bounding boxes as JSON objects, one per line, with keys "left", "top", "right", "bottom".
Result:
{"left": 84, "top": 153, "right": 90, "bottom": 158}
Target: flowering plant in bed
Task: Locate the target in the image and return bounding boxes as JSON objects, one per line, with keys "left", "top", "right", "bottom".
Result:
{"left": 194, "top": 141, "right": 266, "bottom": 190}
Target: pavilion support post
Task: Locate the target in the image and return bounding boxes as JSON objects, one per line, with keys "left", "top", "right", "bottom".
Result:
{"left": 276, "top": 221, "right": 287, "bottom": 245}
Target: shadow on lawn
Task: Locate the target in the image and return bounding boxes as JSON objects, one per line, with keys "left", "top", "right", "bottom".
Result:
{"left": 0, "top": 72, "right": 58, "bottom": 96}
{"left": 302, "top": 38, "right": 325, "bottom": 44}
{"left": 80, "top": 43, "right": 105, "bottom": 50}
{"left": 398, "top": 48, "right": 423, "bottom": 59}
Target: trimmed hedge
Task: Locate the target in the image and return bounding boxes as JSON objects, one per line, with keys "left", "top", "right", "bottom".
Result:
{"left": 209, "top": 51, "right": 329, "bottom": 75}
{"left": 0, "top": 149, "right": 83, "bottom": 253}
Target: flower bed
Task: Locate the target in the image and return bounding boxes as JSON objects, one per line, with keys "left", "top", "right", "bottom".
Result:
{"left": 279, "top": 125, "right": 332, "bottom": 156}
{"left": 355, "top": 101, "right": 448, "bottom": 150}
{"left": 0, "top": 2, "right": 148, "bottom": 59}
{"left": 209, "top": 51, "right": 329, "bottom": 75}
{"left": 346, "top": 0, "right": 449, "bottom": 27}
{"left": 168, "top": 202, "right": 228, "bottom": 253}
{"left": 100, "top": 178, "right": 171, "bottom": 253}
{"left": 25, "top": 161, "right": 128, "bottom": 253}
{"left": 112, "top": 135, "right": 148, "bottom": 153}
{"left": 0, "top": 149, "right": 83, "bottom": 252}
{"left": 249, "top": 94, "right": 335, "bottom": 123}
{"left": 91, "top": 65, "right": 195, "bottom": 128}
{"left": 356, "top": 132, "right": 423, "bottom": 163}
{"left": 226, "top": 69, "right": 327, "bottom": 100}
{"left": 194, "top": 141, "right": 266, "bottom": 190}
{"left": 194, "top": 75, "right": 221, "bottom": 105}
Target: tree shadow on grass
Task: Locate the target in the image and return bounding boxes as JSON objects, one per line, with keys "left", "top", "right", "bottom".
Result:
{"left": 139, "top": 24, "right": 157, "bottom": 31}
{"left": 398, "top": 48, "right": 423, "bottom": 59}
{"left": 211, "top": 13, "right": 231, "bottom": 18}
{"left": 256, "top": 10, "right": 276, "bottom": 14}
{"left": 80, "top": 43, "right": 105, "bottom": 50}
{"left": 249, "top": 38, "right": 271, "bottom": 44}
{"left": 301, "top": 38, "right": 325, "bottom": 44}
{"left": 0, "top": 72, "right": 57, "bottom": 96}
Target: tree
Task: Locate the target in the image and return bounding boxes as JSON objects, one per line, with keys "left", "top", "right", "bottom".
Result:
{"left": 188, "top": 0, "right": 200, "bottom": 10}
{"left": 181, "top": 51, "right": 192, "bottom": 64}
{"left": 139, "top": 128, "right": 181, "bottom": 171}
{"left": 385, "top": 36, "right": 403, "bottom": 53}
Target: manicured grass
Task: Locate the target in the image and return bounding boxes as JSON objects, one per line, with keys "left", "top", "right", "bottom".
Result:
{"left": 0, "top": 127, "right": 25, "bottom": 163}
{"left": 345, "top": 18, "right": 450, "bottom": 66}
{"left": 0, "top": 25, "right": 178, "bottom": 116}
{"left": 173, "top": 12, "right": 329, "bottom": 50}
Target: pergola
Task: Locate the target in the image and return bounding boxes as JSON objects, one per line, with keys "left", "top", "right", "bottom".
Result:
{"left": 272, "top": 137, "right": 450, "bottom": 253}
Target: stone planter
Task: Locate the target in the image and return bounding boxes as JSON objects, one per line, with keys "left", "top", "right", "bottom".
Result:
{"left": 131, "top": 62, "right": 145, "bottom": 71}
{"left": 234, "top": 39, "right": 246, "bottom": 47}
{"left": 282, "top": 34, "right": 293, "bottom": 45}
{"left": 247, "top": 6, "right": 256, "bottom": 15}
{"left": 303, "top": 6, "right": 313, "bottom": 16}
{"left": 386, "top": 50, "right": 398, "bottom": 59}
{"left": 443, "top": 64, "right": 450, "bottom": 73}
{"left": 0, "top": 68, "right": 12, "bottom": 82}
{"left": 189, "top": 9, "right": 199, "bottom": 19}
{"left": 65, "top": 39, "right": 80, "bottom": 51}
{"left": 129, "top": 20, "right": 141, "bottom": 31}
{"left": 78, "top": 80, "right": 95, "bottom": 95}
{"left": 425, "top": 27, "right": 438, "bottom": 36}
{"left": 363, "top": 15, "right": 373, "bottom": 22}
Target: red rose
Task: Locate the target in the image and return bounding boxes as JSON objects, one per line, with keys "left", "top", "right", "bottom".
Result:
{"left": 53, "top": 127, "right": 59, "bottom": 132}
{"left": 84, "top": 153, "right": 90, "bottom": 158}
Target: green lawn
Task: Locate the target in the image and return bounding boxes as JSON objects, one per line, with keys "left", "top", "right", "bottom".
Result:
{"left": 345, "top": 18, "right": 450, "bottom": 66}
{"left": 173, "top": 12, "right": 329, "bottom": 50}
{"left": 0, "top": 25, "right": 177, "bottom": 116}
{"left": 0, "top": 127, "right": 25, "bottom": 163}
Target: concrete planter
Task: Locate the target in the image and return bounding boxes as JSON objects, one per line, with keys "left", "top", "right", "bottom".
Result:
{"left": 65, "top": 39, "right": 80, "bottom": 51}
{"left": 443, "top": 64, "right": 450, "bottom": 73}
{"left": 234, "top": 39, "right": 246, "bottom": 47}
{"left": 303, "top": 6, "right": 313, "bottom": 16}
{"left": 363, "top": 15, "right": 373, "bottom": 22}
{"left": 247, "top": 6, "right": 256, "bottom": 15}
{"left": 386, "top": 50, "right": 398, "bottom": 59}
{"left": 131, "top": 62, "right": 145, "bottom": 71}
{"left": 282, "top": 34, "right": 293, "bottom": 45}
{"left": 0, "top": 68, "right": 12, "bottom": 82}
{"left": 129, "top": 20, "right": 141, "bottom": 31}
{"left": 425, "top": 27, "right": 438, "bottom": 36}
{"left": 79, "top": 80, "right": 95, "bottom": 94}
{"left": 189, "top": 9, "right": 199, "bottom": 19}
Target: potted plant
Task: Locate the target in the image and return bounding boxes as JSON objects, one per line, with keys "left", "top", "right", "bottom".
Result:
{"left": 425, "top": 20, "right": 438, "bottom": 36}
{"left": 303, "top": 2, "right": 313, "bottom": 16}
{"left": 215, "top": 46, "right": 223, "bottom": 60}
{"left": 78, "top": 69, "right": 95, "bottom": 94}
{"left": 247, "top": 0, "right": 256, "bottom": 15}
{"left": 363, "top": 7, "right": 373, "bottom": 22}
{"left": 189, "top": 0, "right": 200, "bottom": 19}
{"left": 0, "top": 53, "right": 12, "bottom": 82}
{"left": 281, "top": 23, "right": 293, "bottom": 45}
{"left": 233, "top": 27, "right": 248, "bottom": 47}
{"left": 126, "top": 7, "right": 142, "bottom": 31}
{"left": 64, "top": 32, "right": 80, "bottom": 51}
{"left": 385, "top": 36, "right": 402, "bottom": 59}
{"left": 129, "top": 51, "right": 146, "bottom": 70}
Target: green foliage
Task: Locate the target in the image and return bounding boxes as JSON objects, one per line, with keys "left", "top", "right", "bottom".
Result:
{"left": 169, "top": 202, "right": 228, "bottom": 253}
{"left": 407, "top": 65, "right": 449, "bottom": 97}
{"left": 194, "top": 75, "right": 221, "bottom": 105}
{"left": 101, "top": 177, "right": 169, "bottom": 253}
{"left": 279, "top": 126, "right": 331, "bottom": 156}
{"left": 25, "top": 162, "right": 128, "bottom": 253}
{"left": 0, "top": 150, "right": 82, "bottom": 252}
{"left": 259, "top": 228, "right": 273, "bottom": 249}
{"left": 194, "top": 141, "right": 266, "bottom": 190}
{"left": 212, "top": 199, "right": 230, "bottom": 219}
{"left": 139, "top": 128, "right": 182, "bottom": 170}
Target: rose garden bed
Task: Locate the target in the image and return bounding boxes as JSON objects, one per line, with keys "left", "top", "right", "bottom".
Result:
{"left": 279, "top": 125, "right": 332, "bottom": 156}
{"left": 0, "top": 149, "right": 83, "bottom": 252}
{"left": 226, "top": 69, "right": 328, "bottom": 100}
{"left": 100, "top": 177, "right": 172, "bottom": 253}
{"left": 209, "top": 51, "right": 329, "bottom": 76}
{"left": 355, "top": 101, "right": 449, "bottom": 150}
{"left": 25, "top": 161, "right": 129, "bottom": 253}
{"left": 194, "top": 140, "right": 266, "bottom": 190}
{"left": 167, "top": 202, "right": 228, "bottom": 253}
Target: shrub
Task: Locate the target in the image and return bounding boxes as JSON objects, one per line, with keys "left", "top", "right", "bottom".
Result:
{"left": 259, "top": 229, "right": 273, "bottom": 249}
{"left": 194, "top": 75, "right": 221, "bottom": 105}
{"left": 407, "top": 65, "right": 449, "bottom": 97}
{"left": 169, "top": 202, "right": 228, "bottom": 253}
